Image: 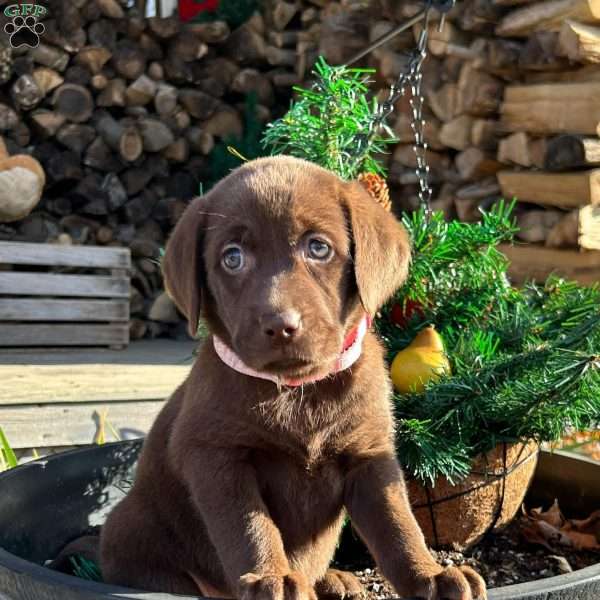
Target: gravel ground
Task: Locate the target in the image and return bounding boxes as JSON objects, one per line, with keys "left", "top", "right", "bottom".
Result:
{"left": 335, "top": 516, "right": 599, "bottom": 599}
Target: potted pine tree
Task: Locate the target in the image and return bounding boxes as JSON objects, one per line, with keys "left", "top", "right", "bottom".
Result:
{"left": 262, "top": 58, "right": 600, "bottom": 550}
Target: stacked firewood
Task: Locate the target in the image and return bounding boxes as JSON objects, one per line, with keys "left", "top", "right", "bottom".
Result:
{"left": 0, "top": 0, "right": 324, "bottom": 338}
{"left": 3, "top": 0, "right": 600, "bottom": 340}
{"left": 354, "top": 0, "right": 600, "bottom": 285}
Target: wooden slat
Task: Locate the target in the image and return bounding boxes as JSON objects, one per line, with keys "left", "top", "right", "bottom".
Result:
{"left": 0, "top": 400, "right": 164, "bottom": 448}
{"left": 0, "top": 299, "right": 129, "bottom": 322}
{"left": 0, "top": 241, "right": 131, "bottom": 269}
{"left": 0, "top": 363, "right": 191, "bottom": 405}
{"left": 500, "top": 244, "right": 600, "bottom": 284}
{"left": 0, "top": 272, "right": 129, "bottom": 298}
{"left": 0, "top": 324, "right": 129, "bottom": 346}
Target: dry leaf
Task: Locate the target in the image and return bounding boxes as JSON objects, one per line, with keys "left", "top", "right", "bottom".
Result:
{"left": 530, "top": 499, "right": 565, "bottom": 529}
{"left": 521, "top": 500, "right": 600, "bottom": 552}
{"left": 571, "top": 509, "right": 600, "bottom": 542}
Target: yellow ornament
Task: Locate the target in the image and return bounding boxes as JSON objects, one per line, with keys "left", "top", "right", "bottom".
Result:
{"left": 390, "top": 326, "right": 451, "bottom": 394}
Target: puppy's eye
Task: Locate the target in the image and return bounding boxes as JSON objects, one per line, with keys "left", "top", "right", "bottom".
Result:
{"left": 307, "top": 238, "right": 332, "bottom": 261}
{"left": 221, "top": 245, "right": 244, "bottom": 272}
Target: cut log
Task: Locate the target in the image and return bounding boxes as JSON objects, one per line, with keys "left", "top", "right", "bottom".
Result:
{"left": 97, "top": 114, "right": 143, "bottom": 163}
{"left": 0, "top": 105, "right": 19, "bottom": 133}
{"left": 201, "top": 110, "right": 243, "bottom": 139}
{"left": 56, "top": 123, "right": 96, "bottom": 155}
{"left": 179, "top": 89, "right": 220, "bottom": 120}
{"left": 544, "top": 135, "right": 600, "bottom": 170}
{"left": 559, "top": 19, "right": 600, "bottom": 62}
{"left": 168, "top": 32, "right": 208, "bottom": 62}
{"left": 148, "top": 61, "right": 164, "bottom": 81}
{"left": 265, "top": 46, "right": 297, "bottom": 67}
{"left": 75, "top": 46, "right": 112, "bottom": 75}
{"left": 163, "top": 138, "right": 189, "bottom": 163}
{"left": 154, "top": 84, "right": 178, "bottom": 116}
{"left": 497, "top": 132, "right": 546, "bottom": 167}
{"left": 125, "top": 74, "right": 158, "bottom": 106}
{"left": 186, "top": 128, "right": 215, "bottom": 155}
{"left": 29, "top": 110, "right": 66, "bottom": 138}
{"left": 580, "top": 204, "right": 600, "bottom": 248}
{"left": 546, "top": 209, "right": 580, "bottom": 247}
{"left": 187, "top": 21, "right": 231, "bottom": 44}
{"left": 112, "top": 43, "right": 146, "bottom": 80}
{"left": 501, "top": 82, "right": 600, "bottom": 135}
{"left": 392, "top": 145, "right": 451, "bottom": 172}
{"left": 88, "top": 20, "right": 117, "bottom": 51}
{"left": 30, "top": 44, "right": 69, "bottom": 72}
{"left": 456, "top": 148, "right": 502, "bottom": 180}
{"left": 265, "top": 0, "right": 298, "bottom": 30}
{"left": 64, "top": 65, "right": 91, "bottom": 88}
{"left": 11, "top": 75, "right": 43, "bottom": 111}
{"left": 97, "top": 78, "right": 126, "bottom": 107}
{"left": 47, "top": 151, "right": 83, "bottom": 183}
{"left": 231, "top": 69, "right": 274, "bottom": 106}
{"left": 96, "top": 0, "right": 125, "bottom": 19}
{"left": 516, "top": 209, "right": 563, "bottom": 242}
{"left": 148, "top": 16, "right": 180, "bottom": 39}
{"left": 497, "top": 169, "right": 600, "bottom": 207}
{"left": 500, "top": 243, "right": 600, "bottom": 285}
{"left": 52, "top": 84, "right": 94, "bottom": 123}
{"left": 497, "top": 0, "right": 600, "bottom": 37}
{"left": 91, "top": 74, "right": 108, "bottom": 91}
{"left": 427, "top": 83, "right": 458, "bottom": 122}
{"left": 224, "top": 24, "right": 266, "bottom": 65}
{"left": 84, "top": 137, "right": 123, "bottom": 172}
{"left": 519, "top": 31, "right": 567, "bottom": 71}
{"left": 471, "top": 119, "right": 499, "bottom": 149}
{"left": 138, "top": 118, "right": 175, "bottom": 152}
{"left": 31, "top": 67, "right": 64, "bottom": 96}
{"left": 439, "top": 115, "right": 474, "bottom": 151}
{"left": 457, "top": 63, "right": 503, "bottom": 117}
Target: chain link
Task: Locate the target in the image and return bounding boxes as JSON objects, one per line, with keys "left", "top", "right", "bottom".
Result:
{"left": 352, "top": 0, "right": 456, "bottom": 217}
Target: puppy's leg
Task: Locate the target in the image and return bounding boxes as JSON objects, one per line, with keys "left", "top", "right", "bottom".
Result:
{"left": 315, "top": 569, "right": 364, "bottom": 600}
{"left": 180, "top": 447, "right": 317, "bottom": 600}
{"left": 344, "top": 453, "right": 487, "bottom": 600}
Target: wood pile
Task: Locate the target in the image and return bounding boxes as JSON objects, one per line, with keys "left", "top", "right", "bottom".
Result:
{"left": 354, "top": 0, "right": 600, "bottom": 285}
{"left": 3, "top": 0, "right": 599, "bottom": 343}
{"left": 0, "top": 0, "right": 323, "bottom": 339}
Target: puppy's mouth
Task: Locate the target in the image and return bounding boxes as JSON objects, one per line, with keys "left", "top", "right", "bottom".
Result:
{"left": 261, "top": 357, "right": 323, "bottom": 377}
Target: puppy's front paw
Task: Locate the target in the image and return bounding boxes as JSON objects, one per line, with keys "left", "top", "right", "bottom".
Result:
{"left": 400, "top": 565, "right": 487, "bottom": 600}
{"left": 239, "top": 571, "right": 318, "bottom": 600}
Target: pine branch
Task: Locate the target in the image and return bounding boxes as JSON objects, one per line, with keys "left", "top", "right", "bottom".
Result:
{"left": 262, "top": 58, "right": 396, "bottom": 180}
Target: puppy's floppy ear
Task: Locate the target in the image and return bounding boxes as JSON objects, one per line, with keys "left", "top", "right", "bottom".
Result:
{"left": 162, "top": 196, "right": 207, "bottom": 338}
{"left": 342, "top": 181, "right": 411, "bottom": 315}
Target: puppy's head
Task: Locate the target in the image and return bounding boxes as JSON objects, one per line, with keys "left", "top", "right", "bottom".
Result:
{"left": 163, "top": 156, "right": 410, "bottom": 380}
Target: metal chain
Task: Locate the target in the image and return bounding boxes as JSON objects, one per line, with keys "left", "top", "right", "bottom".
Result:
{"left": 350, "top": 0, "right": 456, "bottom": 217}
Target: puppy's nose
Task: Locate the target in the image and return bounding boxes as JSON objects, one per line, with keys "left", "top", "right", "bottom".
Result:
{"left": 261, "top": 310, "right": 302, "bottom": 341}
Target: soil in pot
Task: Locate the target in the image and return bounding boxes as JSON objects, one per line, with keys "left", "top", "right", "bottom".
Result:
{"left": 333, "top": 515, "right": 600, "bottom": 600}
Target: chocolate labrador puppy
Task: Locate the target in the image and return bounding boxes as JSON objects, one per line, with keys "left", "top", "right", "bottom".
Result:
{"left": 100, "top": 156, "right": 486, "bottom": 600}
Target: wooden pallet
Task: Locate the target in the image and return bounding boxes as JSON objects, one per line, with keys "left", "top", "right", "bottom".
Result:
{"left": 0, "top": 242, "right": 131, "bottom": 348}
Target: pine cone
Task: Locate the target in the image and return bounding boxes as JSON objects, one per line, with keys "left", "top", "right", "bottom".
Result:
{"left": 357, "top": 172, "right": 391, "bottom": 212}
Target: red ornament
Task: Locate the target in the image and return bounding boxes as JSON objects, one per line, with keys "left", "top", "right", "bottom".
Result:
{"left": 390, "top": 300, "right": 425, "bottom": 328}
{"left": 178, "top": 0, "right": 219, "bottom": 22}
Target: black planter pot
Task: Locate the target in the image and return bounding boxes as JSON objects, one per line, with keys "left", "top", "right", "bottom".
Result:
{"left": 0, "top": 441, "right": 598, "bottom": 600}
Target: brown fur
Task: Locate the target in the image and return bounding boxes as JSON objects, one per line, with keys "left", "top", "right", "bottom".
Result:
{"left": 100, "top": 156, "right": 486, "bottom": 600}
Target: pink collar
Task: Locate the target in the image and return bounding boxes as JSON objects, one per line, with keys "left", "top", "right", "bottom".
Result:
{"left": 213, "top": 314, "right": 371, "bottom": 387}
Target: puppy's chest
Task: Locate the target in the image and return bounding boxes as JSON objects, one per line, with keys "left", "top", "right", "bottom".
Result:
{"left": 252, "top": 439, "right": 346, "bottom": 521}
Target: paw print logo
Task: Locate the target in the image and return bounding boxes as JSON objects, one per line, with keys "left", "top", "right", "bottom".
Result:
{"left": 4, "top": 15, "right": 45, "bottom": 49}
